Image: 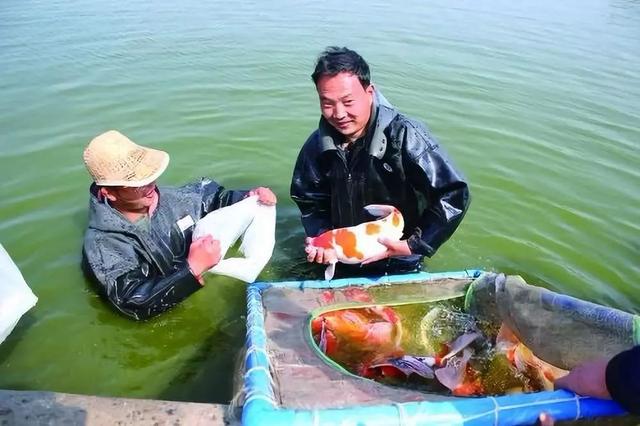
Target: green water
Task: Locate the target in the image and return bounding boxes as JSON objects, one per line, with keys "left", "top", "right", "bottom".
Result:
{"left": 0, "top": 0, "right": 638, "bottom": 404}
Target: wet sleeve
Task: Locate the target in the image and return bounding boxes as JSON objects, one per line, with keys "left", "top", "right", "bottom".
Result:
{"left": 199, "top": 178, "right": 248, "bottom": 214}
{"left": 290, "top": 136, "right": 332, "bottom": 237}
{"left": 83, "top": 237, "right": 202, "bottom": 320}
{"left": 403, "top": 121, "right": 471, "bottom": 256}
{"left": 605, "top": 345, "right": 640, "bottom": 414}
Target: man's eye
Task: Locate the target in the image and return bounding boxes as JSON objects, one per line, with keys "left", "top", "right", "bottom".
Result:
{"left": 344, "top": 101, "right": 353, "bottom": 106}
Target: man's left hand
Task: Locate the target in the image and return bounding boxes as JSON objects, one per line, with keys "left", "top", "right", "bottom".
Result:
{"left": 248, "top": 187, "right": 277, "bottom": 206}
{"left": 361, "top": 238, "right": 411, "bottom": 265}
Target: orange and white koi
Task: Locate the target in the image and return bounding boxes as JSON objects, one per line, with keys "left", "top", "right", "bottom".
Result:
{"left": 308, "top": 205, "right": 404, "bottom": 280}
{"left": 496, "top": 324, "right": 567, "bottom": 390}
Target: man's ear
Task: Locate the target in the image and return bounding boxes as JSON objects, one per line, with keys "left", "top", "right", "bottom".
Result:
{"left": 366, "top": 83, "right": 375, "bottom": 96}
{"left": 99, "top": 186, "right": 117, "bottom": 202}
{"left": 365, "top": 84, "right": 375, "bottom": 106}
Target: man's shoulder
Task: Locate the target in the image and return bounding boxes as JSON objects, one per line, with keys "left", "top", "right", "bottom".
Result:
{"left": 301, "top": 129, "right": 321, "bottom": 149}
{"left": 388, "top": 112, "right": 439, "bottom": 152}
{"left": 296, "top": 129, "right": 325, "bottom": 160}
{"left": 161, "top": 179, "right": 219, "bottom": 199}
{"left": 82, "top": 226, "right": 126, "bottom": 265}
{"left": 389, "top": 111, "right": 430, "bottom": 133}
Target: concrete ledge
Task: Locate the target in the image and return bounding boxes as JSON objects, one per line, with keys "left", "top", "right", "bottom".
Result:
{"left": 0, "top": 390, "right": 236, "bottom": 426}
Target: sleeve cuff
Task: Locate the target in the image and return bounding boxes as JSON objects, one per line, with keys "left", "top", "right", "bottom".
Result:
{"left": 407, "top": 230, "right": 434, "bottom": 257}
{"left": 605, "top": 346, "right": 640, "bottom": 414}
{"left": 188, "top": 265, "right": 205, "bottom": 285}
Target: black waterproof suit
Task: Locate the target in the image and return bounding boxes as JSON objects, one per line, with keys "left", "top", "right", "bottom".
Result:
{"left": 291, "top": 91, "right": 470, "bottom": 274}
{"left": 82, "top": 179, "right": 245, "bottom": 320}
{"left": 606, "top": 345, "right": 640, "bottom": 414}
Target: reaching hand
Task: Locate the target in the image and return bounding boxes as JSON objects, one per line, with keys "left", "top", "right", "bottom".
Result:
{"left": 305, "top": 237, "right": 337, "bottom": 264}
{"left": 554, "top": 358, "right": 611, "bottom": 399}
{"left": 361, "top": 237, "right": 412, "bottom": 265}
{"left": 248, "top": 187, "right": 277, "bottom": 206}
{"left": 538, "top": 413, "right": 554, "bottom": 426}
{"left": 187, "top": 235, "right": 222, "bottom": 283}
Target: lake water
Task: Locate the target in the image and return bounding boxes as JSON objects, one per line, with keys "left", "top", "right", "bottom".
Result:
{"left": 0, "top": 0, "right": 638, "bottom": 404}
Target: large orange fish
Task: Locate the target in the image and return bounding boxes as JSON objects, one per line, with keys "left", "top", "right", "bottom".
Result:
{"left": 496, "top": 324, "right": 567, "bottom": 390}
{"left": 311, "top": 288, "right": 403, "bottom": 363}
{"left": 308, "top": 205, "right": 404, "bottom": 280}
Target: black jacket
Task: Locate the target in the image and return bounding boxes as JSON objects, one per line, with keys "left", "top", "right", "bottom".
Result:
{"left": 606, "top": 345, "right": 640, "bottom": 414}
{"left": 290, "top": 91, "right": 470, "bottom": 258}
{"left": 82, "top": 179, "right": 245, "bottom": 320}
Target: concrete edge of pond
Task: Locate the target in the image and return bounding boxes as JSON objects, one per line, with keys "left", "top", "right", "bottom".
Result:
{"left": 0, "top": 389, "right": 239, "bottom": 425}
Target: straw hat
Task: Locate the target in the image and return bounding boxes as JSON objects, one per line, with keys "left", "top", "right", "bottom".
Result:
{"left": 83, "top": 130, "right": 170, "bottom": 187}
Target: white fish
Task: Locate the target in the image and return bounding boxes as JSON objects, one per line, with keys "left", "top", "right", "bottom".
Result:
{"left": 193, "top": 196, "right": 275, "bottom": 283}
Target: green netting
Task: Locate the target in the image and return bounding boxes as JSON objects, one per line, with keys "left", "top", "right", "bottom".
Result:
{"left": 465, "top": 273, "right": 637, "bottom": 370}
{"left": 262, "top": 277, "right": 472, "bottom": 409}
{"left": 260, "top": 272, "right": 637, "bottom": 409}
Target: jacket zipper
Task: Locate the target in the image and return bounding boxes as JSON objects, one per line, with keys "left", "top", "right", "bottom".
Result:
{"left": 338, "top": 149, "right": 357, "bottom": 225}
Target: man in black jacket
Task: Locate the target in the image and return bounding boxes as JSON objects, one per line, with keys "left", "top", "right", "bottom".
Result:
{"left": 290, "top": 47, "right": 470, "bottom": 276}
{"left": 82, "top": 130, "right": 276, "bottom": 320}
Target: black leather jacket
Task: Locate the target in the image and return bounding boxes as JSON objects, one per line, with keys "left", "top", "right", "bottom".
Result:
{"left": 606, "top": 345, "right": 640, "bottom": 414}
{"left": 291, "top": 91, "right": 470, "bottom": 258}
{"left": 82, "top": 179, "right": 245, "bottom": 320}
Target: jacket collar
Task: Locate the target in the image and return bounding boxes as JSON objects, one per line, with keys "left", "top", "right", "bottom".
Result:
{"left": 87, "top": 183, "right": 147, "bottom": 233}
{"left": 318, "top": 88, "right": 398, "bottom": 159}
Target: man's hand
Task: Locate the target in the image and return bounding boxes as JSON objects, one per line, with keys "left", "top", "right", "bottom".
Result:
{"left": 248, "top": 187, "right": 277, "bottom": 206}
{"left": 305, "top": 237, "right": 337, "bottom": 264}
{"left": 538, "top": 413, "right": 554, "bottom": 426}
{"left": 554, "top": 358, "right": 611, "bottom": 399}
{"left": 187, "top": 235, "right": 222, "bottom": 284}
{"left": 361, "top": 238, "right": 412, "bottom": 265}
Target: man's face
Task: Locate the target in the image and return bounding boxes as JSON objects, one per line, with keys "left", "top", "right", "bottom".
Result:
{"left": 102, "top": 182, "right": 158, "bottom": 212}
{"left": 316, "top": 72, "right": 374, "bottom": 141}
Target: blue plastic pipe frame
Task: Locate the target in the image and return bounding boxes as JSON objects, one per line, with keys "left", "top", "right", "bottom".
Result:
{"left": 242, "top": 270, "right": 626, "bottom": 426}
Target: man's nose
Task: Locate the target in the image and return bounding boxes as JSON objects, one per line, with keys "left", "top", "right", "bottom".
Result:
{"left": 333, "top": 103, "right": 346, "bottom": 119}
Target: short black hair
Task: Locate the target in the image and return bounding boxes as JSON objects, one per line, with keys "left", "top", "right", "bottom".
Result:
{"left": 311, "top": 47, "right": 371, "bottom": 88}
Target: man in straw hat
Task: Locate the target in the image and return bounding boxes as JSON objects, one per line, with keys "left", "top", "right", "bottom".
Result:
{"left": 81, "top": 130, "right": 276, "bottom": 320}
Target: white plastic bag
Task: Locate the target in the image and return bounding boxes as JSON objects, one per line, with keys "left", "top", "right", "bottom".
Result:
{"left": 192, "top": 195, "right": 276, "bottom": 283}
{"left": 0, "top": 243, "right": 38, "bottom": 345}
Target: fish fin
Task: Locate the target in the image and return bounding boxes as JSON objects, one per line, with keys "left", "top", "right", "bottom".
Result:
{"left": 496, "top": 323, "right": 519, "bottom": 351}
{"left": 441, "top": 332, "right": 481, "bottom": 362}
{"left": 390, "top": 356, "right": 435, "bottom": 379}
{"left": 435, "top": 348, "right": 473, "bottom": 391}
{"left": 319, "top": 320, "right": 327, "bottom": 353}
{"left": 513, "top": 343, "right": 535, "bottom": 372}
{"left": 435, "top": 365, "right": 465, "bottom": 391}
{"left": 324, "top": 262, "right": 336, "bottom": 280}
{"left": 363, "top": 204, "right": 394, "bottom": 218}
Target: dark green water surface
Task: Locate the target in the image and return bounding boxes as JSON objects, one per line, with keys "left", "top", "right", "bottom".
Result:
{"left": 0, "top": 0, "right": 638, "bottom": 403}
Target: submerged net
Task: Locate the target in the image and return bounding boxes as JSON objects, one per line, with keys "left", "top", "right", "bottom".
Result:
{"left": 261, "top": 277, "right": 472, "bottom": 409}
{"left": 466, "top": 273, "right": 640, "bottom": 370}
{"left": 312, "top": 301, "right": 568, "bottom": 397}
{"left": 258, "top": 273, "right": 639, "bottom": 410}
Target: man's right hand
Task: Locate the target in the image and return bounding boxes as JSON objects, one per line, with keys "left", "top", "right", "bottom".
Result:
{"left": 305, "top": 237, "right": 337, "bottom": 264}
{"left": 187, "top": 235, "right": 222, "bottom": 283}
{"left": 554, "top": 357, "right": 611, "bottom": 399}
